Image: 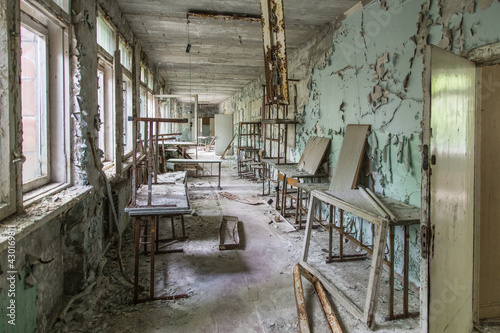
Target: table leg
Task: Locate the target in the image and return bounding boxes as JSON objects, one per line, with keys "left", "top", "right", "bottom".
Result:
{"left": 171, "top": 216, "right": 176, "bottom": 239}
{"left": 262, "top": 164, "right": 265, "bottom": 196}
{"left": 301, "top": 194, "right": 318, "bottom": 262}
{"left": 150, "top": 216, "right": 156, "bottom": 300}
{"left": 181, "top": 215, "right": 186, "bottom": 238}
{"left": 134, "top": 217, "right": 140, "bottom": 304}
{"left": 339, "top": 209, "right": 344, "bottom": 261}
{"left": 389, "top": 225, "right": 395, "bottom": 319}
{"left": 363, "top": 221, "right": 389, "bottom": 329}
{"left": 328, "top": 204, "right": 333, "bottom": 262}
{"left": 156, "top": 216, "right": 160, "bottom": 252}
{"left": 404, "top": 225, "right": 409, "bottom": 316}
{"left": 218, "top": 162, "right": 221, "bottom": 189}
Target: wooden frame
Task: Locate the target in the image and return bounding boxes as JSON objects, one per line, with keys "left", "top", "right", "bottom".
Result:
{"left": 300, "top": 189, "right": 420, "bottom": 329}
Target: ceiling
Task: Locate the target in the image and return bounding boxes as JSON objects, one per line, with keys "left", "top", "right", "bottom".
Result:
{"left": 114, "top": 0, "right": 360, "bottom": 104}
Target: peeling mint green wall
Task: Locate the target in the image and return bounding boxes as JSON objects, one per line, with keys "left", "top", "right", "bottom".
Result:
{"left": 220, "top": 0, "right": 500, "bottom": 287}
{"left": 296, "top": 0, "right": 500, "bottom": 286}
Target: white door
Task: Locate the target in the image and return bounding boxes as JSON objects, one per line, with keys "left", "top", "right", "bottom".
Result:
{"left": 214, "top": 114, "right": 233, "bottom": 155}
{"left": 422, "top": 46, "right": 476, "bottom": 333}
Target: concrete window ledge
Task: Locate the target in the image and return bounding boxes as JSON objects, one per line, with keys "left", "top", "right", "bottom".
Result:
{"left": 0, "top": 186, "right": 93, "bottom": 253}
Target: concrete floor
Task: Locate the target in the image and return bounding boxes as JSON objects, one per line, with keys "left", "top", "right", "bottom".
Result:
{"left": 51, "top": 150, "right": 438, "bottom": 332}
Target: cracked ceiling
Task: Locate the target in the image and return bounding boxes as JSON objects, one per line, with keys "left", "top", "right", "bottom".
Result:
{"left": 113, "top": 0, "right": 361, "bottom": 104}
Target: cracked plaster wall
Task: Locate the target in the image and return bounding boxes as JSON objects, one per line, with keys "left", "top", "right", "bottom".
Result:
{"left": 0, "top": 0, "right": 149, "bottom": 331}
{"left": 225, "top": 0, "right": 500, "bottom": 286}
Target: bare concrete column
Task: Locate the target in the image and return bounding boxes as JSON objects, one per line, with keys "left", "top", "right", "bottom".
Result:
{"left": 0, "top": 0, "right": 22, "bottom": 215}
{"left": 71, "top": 0, "right": 99, "bottom": 187}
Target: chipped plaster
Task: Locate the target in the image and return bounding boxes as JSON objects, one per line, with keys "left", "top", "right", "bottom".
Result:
{"left": 226, "top": 0, "right": 500, "bottom": 286}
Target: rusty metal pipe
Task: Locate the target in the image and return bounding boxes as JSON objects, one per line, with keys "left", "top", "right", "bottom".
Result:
{"left": 314, "top": 279, "right": 343, "bottom": 333}
{"left": 293, "top": 265, "right": 311, "bottom": 333}
{"left": 296, "top": 264, "right": 344, "bottom": 333}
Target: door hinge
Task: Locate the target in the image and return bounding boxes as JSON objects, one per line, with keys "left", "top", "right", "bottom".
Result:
{"left": 421, "top": 225, "right": 430, "bottom": 259}
{"left": 422, "top": 144, "right": 429, "bottom": 171}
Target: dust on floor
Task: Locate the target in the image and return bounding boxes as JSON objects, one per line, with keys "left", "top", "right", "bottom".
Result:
{"left": 52, "top": 155, "right": 423, "bottom": 333}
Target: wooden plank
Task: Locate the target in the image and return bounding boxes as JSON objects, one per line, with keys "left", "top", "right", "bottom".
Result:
{"left": 297, "top": 137, "right": 331, "bottom": 175}
{"left": 329, "top": 125, "right": 370, "bottom": 191}
{"left": 221, "top": 133, "right": 237, "bottom": 159}
{"left": 363, "top": 221, "right": 389, "bottom": 328}
{"left": 313, "top": 190, "right": 385, "bottom": 226}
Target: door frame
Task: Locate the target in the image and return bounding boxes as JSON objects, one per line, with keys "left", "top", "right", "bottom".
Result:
{"left": 469, "top": 42, "right": 500, "bottom": 324}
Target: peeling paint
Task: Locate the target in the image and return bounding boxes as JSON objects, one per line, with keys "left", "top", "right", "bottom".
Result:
{"left": 225, "top": 0, "right": 500, "bottom": 287}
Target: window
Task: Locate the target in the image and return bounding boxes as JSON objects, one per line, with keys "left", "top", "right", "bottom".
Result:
{"left": 140, "top": 65, "right": 147, "bottom": 84}
{"left": 21, "top": 24, "right": 49, "bottom": 192}
{"left": 96, "top": 15, "right": 115, "bottom": 56}
{"left": 53, "top": 0, "right": 70, "bottom": 13}
{"left": 123, "top": 76, "right": 133, "bottom": 156}
{"left": 148, "top": 71, "right": 154, "bottom": 90}
{"left": 96, "top": 14, "right": 116, "bottom": 168}
{"left": 97, "top": 60, "right": 115, "bottom": 166}
{"left": 119, "top": 41, "right": 132, "bottom": 71}
{"left": 17, "top": 3, "right": 70, "bottom": 204}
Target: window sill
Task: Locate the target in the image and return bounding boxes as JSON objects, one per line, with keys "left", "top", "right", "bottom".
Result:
{"left": 0, "top": 185, "right": 92, "bottom": 252}
{"left": 23, "top": 182, "right": 70, "bottom": 208}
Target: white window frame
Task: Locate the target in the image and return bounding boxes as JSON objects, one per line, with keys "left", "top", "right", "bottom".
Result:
{"left": 97, "top": 58, "right": 115, "bottom": 168}
{"left": 119, "top": 38, "right": 132, "bottom": 72}
{"left": 122, "top": 74, "right": 133, "bottom": 158}
{"left": 20, "top": 18, "right": 50, "bottom": 193}
{"left": 19, "top": 2, "right": 71, "bottom": 205}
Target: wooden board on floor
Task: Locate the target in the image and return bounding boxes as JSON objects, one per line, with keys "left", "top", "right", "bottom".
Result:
{"left": 329, "top": 125, "right": 370, "bottom": 192}
{"left": 297, "top": 137, "right": 330, "bottom": 175}
{"left": 219, "top": 216, "right": 240, "bottom": 250}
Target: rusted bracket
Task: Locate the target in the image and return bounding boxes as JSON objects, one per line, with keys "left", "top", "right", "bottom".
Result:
{"left": 187, "top": 11, "right": 261, "bottom": 23}
{"left": 293, "top": 264, "right": 344, "bottom": 333}
{"left": 259, "top": 0, "right": 289, "bottom": 105}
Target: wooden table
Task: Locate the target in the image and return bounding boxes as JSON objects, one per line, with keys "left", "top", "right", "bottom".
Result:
{"left": 163, "top": 141, "right": 197, "bottom": 158}
{"left": 301, "top": 189, "right": 420, "bottom": 328}
{"left": 125, "top": 172, "right": 192, "bottom": 304}
{"left": 167, "top": 158, "right": 222, "bottom": 189}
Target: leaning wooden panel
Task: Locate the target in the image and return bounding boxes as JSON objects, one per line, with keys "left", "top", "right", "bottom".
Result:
{"left": 329, "top": 124, "right": 370, "bottom": 191}
{"left": 297, "top": 137, "right": 330, "bottom": 175}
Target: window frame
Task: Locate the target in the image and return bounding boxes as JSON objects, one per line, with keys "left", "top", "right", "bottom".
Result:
{"left": 17, "top": 1, "right": 72, "bottom": 206}
{"left": 122, "top": 73, "right": 134, "bottom": 158}
{"left": 20, "top": 16, "right": 51, "bottom": 193}
{"left": 97, "top": 57, "right": 116, "bottom": 168}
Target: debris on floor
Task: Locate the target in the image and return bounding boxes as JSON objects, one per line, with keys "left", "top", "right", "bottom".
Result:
{"left": 52, "top": 150, "right": 421, "bottom": 333}
{"left": 219, "top": 215, "right": 241, "bottom": 250}
{"left": 293, "top": 264, "right": 343, "bottom": 333}
{"left": 220, "top": 191, "right": 264, "bottom": 205}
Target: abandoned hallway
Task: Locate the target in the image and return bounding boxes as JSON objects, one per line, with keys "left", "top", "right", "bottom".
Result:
{"left": 2, "top": 0, "right": 500, "bottom": 332}
{"left": 52, "top": 151, "right": 421, "bottom": 333}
